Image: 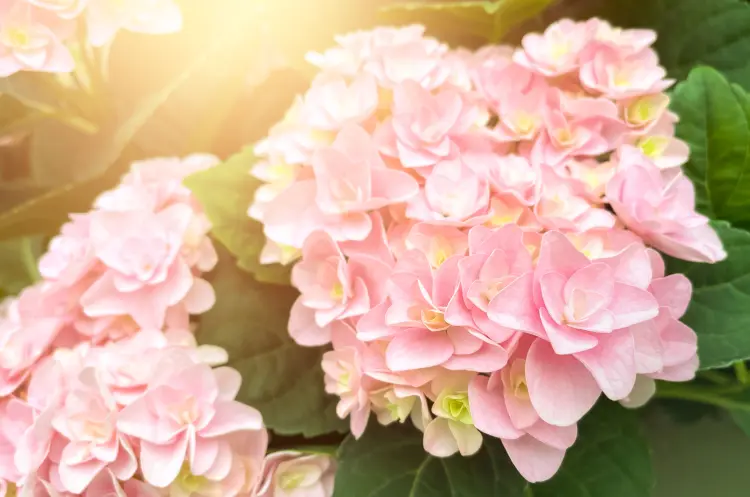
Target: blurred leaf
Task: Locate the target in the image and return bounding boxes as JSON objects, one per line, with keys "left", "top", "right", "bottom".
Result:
{"left": 333, "top": 423, "right": 527, "bottom": 497}
{"left": 184, "top": 146, "right": 290, "bottom": 285}
{"left": 671, "top": 66, "right": 750, "bottom": 223}
{"left": 532, "top": 402, "right": 653, "bottom": 497}
{"left": 379, "top": 0, "right": 555, "bottom": 45}
{"left": 0, "top": 236, "right": 42, "bottom": 297}
{"left": 0, "top": 19, "right": 249, "bottom": 240}
{"left": 0, "top": 73, "right": 97, "bottom": 133}
{"left": 666, "top": 222, "right": 750, "bottom": 369}
{"left": 197, "top": 250, "right": 345, "bottom": 437}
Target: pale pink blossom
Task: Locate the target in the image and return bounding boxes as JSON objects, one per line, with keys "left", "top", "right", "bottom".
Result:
{"left": 532, "top": 90, "right": 627, "bottom": 167}
{"left": 28, "top": 0, "right": 88, "bottom": 20}
{"left": 51, "top": 370, "right": 136, "bottom": 494}
{"left": 514, "top": 19, "right": 593, "bottom": 76}
{"left": 487, "top": 232, "right": 660, "bottom": 425}
{"left": 423, "top": 372, "right": 482, "bottom": 457}
{"left": 469, "top": 338, "right": 578, "bottom": 482}
{"left": 627, "top": 112, "right": 689, "bottom": 169}
{"left": 384, "top": 81, "right": 476, "bottom": 168}
{"left": 255, "top": 451, "right": 336, "bottom": 497}
{"left": 0, "top": 293, "right": 62, "bottom": 397}
{"left": 311, "top": 124, "right": 419, "bottom": 214}
{"left": 289, "top": 231, "right": 389, "bottom": 346}
{"left": 302, "top": 74, "right": 378, "bottom": 130}
{"left": 0, "top": 2, "right": 74, "bottom": 76}
{"left": 322, "top": 322, "right": 379, "bottom": 438}
{"left": 580, "top": 47, "right": 674, "bottom": 100}
{"left": 81, "top": 205, "right": 200, "bottom": 329}
{"left": 117, "top": 354, "right": 266, "bottom": 488}
{"left": 406, "top": 157, "right": 490, "bottom": 226}
{"left": 606, "top": 146, "right": 726, "bottom": 262}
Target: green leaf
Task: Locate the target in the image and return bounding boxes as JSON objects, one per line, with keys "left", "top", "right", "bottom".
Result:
{"left": 729, "top": 409, "right": 750, "bottom": 437}
{"left": 671, "top": 66, "right": 750, "bottom": 223}
{"left": 0, "top": 73, "right": 97, "bottom": 133}
{"left": 184, "top": 147, "right": 290, "bottom": 285}
{"left": 333, "top": 423, "right": 527, "bottom": 497}
{"left": 666, "top": 222, "right": 750, "bottom": 369}
{"left": 519, "top": 0, "right": 750, "bottom": 88}
{"left": 532, "top": 402, "right": 653, "bottom": 497}
{"left": 379, "top": 0, "right": 555, "bottom": 44}
{"left": 0, "top": 237, "right": 42, "bottom": 297}
{"left": 197, "top": 250, "right": 345, "bottom": 437}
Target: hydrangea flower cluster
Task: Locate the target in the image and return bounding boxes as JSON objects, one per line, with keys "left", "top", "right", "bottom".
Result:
{"left": 250, "top": 21, "right": 726, "bottom": 482}
{"left": 0, "top": 155, "right": 337, "bottom": 496}
{"left": 0, "top": 0, "right": 182, "bottom": 77}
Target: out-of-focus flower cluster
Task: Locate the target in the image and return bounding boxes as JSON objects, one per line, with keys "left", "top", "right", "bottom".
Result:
{"left": 0, "top": 0, "right": 182, "bottom": 77}
{"left": 250, "top": 21, "right": 726, "bottom": 482}
{"left": 0, "top": 155, "right": 337, "bottom": 496}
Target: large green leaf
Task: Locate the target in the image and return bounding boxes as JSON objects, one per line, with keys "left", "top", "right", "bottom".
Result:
{"left": 666, "top": 222, "right": 750, "bottom": 370}
{"left": 332, "top": 423, "right": 528, "bottom": 497}
{"left": 184, "top": 147, "right": 290, "bottom": 285}
{"left": 670, "top": 66, "right": 750, "bottom": 223}
{"left": 333, "top": 401, "right": 651, "bottom": 497}
{"left": 197, "top": 251, "right": 345, "bottom": 437}
{"left": 516, "top": 0, "right": 750, "bottom": 88}
{"left": 379, "top": 0, "right": 555, "bottom": 45}
{"left": 532, "top": 402, "right": 653, "bottom": 497}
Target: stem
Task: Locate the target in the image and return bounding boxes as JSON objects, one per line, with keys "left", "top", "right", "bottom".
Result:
{"left": 698, "top": 370, "right": 733, "bottom": 385}
{"left": 735, "top": 362, "right": 749, "bottom": 385}
{"left": 20, "top": 238, "right": 40, "bottom": 283}
{"left": 656, "top": 383, "right": 750, "bottom": 412}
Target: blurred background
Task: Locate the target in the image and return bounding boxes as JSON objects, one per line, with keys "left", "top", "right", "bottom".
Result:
{"left": 1, "top": 1, "right": 749, "bottom": 494}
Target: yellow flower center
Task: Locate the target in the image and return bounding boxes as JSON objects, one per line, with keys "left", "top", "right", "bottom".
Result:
{"left": 441, "top": 393, "right": 473, "bottom": 424}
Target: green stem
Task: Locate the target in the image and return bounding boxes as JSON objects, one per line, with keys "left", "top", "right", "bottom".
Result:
{"left": 656, "top": 383, "right": 750, "bottom": 412}
{"left": 20, "top": 238, "right": 40, "bottom": 283}
{"left": 735, "top": 362, "right": 749, "bottom": 385}
{"left": 698, "top": 370, "right": 733, "bottom": 385}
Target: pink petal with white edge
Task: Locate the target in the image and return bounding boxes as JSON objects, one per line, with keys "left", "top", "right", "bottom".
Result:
{"left": 386, "top": 329, "right": 454, "bottom": 371}
{"left": 526, "top": 339, "right": 601, "bottom": 426}
{"left": 536, "top": 231, "right": 590, "bottom": 279}
{"left": 502, "top": 435, "right": 567, "bottom": 483}
{"left": 213, "top": 367, "right": 242, "bottom": 401}
{"left": 575, "top": 330, "right": 637, "bottom": 400}
{"left": 468, "top": 375, "right": 523, "bottom": 439}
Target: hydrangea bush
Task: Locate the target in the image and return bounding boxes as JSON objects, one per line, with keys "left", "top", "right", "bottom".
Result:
{"left": 2, "top": 0, "right": 750, "bottom": 496}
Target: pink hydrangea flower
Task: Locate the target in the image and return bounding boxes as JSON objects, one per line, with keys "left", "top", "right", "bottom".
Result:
{"left": 514, "top": 19, "right": 593, "bottom": 76}
{"left": 487, "top": 232, "right": 660, "bottom": 425}
{"left": 382, "top": 81, "right": 477, "bottom": 168}
{"left": 51, "top": 369, "right": 137, "bottom": 494}
{"left": 289, "top": 230, "right": 389, "bottom": 346}
{"left": 606, "top": 146, "right": 726, "bottom": 262}
{"left": 255, "top": 451, "right": 336, "bottom": 497}
{"left": 469, "top": 337, "right": 578, "bottom": 482}
{"left": 0, "top": 1, "right": 74, "bottom": 77}
{"left": 117, "top": 353, "right": 266, "bottom": 488}
{"left": 423, "top": 372, "right": 482, "bottom": 457}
